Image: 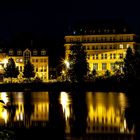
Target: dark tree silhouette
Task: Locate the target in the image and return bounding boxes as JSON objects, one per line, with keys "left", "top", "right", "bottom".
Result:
{"left": 123, "top": 47, "right": 135, "bottom": 82}
{"left": 4, "top": 58, "right": 19, "bottom": 83}
{"left": 23, "top": 61, "right": 35, "bottom": 81}
{"left": 68, "top": 44, "right": 89, "bottom": 82}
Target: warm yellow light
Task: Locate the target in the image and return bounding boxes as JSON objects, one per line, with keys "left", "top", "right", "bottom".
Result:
{"left": 60, "top": 92, "right": 70, "bottom": 120}
{"left": 0, "top": 92, "right": 9, "bottom": 104}
{"left": 3, "top": 59, "right": 8, "bottom": 66}
{"left": 64, "top": 60, "right": 70, "bottom": 68}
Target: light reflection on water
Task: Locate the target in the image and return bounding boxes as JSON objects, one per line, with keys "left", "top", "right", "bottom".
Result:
{"left": 0, "top": 91, "right": 135, "bottom": 139}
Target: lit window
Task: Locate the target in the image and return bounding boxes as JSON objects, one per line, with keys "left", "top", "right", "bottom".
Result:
{"left": 102, "top": 63, "right": 107, "bottom": 70}
{"left": 87, "top": 54, "right": 90, "bottom": 59}
{"left": 127, "top": 44, "right": 130, "bottom": 48}
{"left": 16, "top": 59, "right": 19, "bottom": 62}
{"left": 41, "top": 49, "right": 46, "bottom": 55}
{"left": 110, "top": 63, "right": 115, "bottom": 70}
{"left": 120, "top": 44, "right": 123, "bottom": 49}
{"left": 33, "top": 50, "right": 38, "bottom": 55}
{"left": 9, "top": 49, "right": 14, "bottom": 55}
{"left": 93, "top": 63, "right": 98, "bottom": 70}
{"left": 17, "top": 50, "right": 22, "bottom": 55}
{"left": 19, "top": 59, "right": 23, "bottom": 62}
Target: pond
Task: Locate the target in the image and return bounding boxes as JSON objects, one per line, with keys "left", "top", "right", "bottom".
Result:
{"left": 0, "top": 91, "right": 138, "bottom": 140}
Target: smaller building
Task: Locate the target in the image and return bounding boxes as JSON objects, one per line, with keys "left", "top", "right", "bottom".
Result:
{"left": 0, "top": 47, "right": 49, "bottom": 83}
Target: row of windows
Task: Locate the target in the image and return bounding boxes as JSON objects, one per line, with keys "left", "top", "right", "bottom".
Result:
{"left": 73, "top": 28, "right": 127, "bottom": 35}
{"left": 9, "top": 50, "right": 47, "bottom": 56}
{"left": 87, "top": 53, "right": 124, "bottom": 60}
{"left": 17, "top": 66, "right": 47, "bottom": 72}
{"left": 16, "top": 58, "right": 48, "bottom": 63}
{"left": 66, "top": 44, "right": 131, "bottom": 50}
{"left": 32, "top": 59, "right": 47, "bottom": 63}
{"left": 93, "top": 63, "right": 122, "bottom": 71}
{"left": 68, "top": 36, "right": 133, "bottom": 42}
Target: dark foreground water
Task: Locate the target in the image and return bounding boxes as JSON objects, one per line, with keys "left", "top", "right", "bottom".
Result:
{"left": 0, "top": 91, "right": 138, "bottom": 140}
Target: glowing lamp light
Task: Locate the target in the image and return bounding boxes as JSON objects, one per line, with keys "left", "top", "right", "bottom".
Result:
{"left": 3, "top": 59, "right": 8, "bottom": 66}
{"left": 64, "top": 60, "right": 70, "bottom": 69}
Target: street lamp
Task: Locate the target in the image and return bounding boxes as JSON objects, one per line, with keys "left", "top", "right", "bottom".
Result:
{"left": 64, "top": 60, "right": 70, "bottom": 69}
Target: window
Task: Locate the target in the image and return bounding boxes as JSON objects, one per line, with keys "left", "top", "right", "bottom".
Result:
{"left": 110, "top": 45, "right": 113, "bottom": 49}
{"left": 105, "top": 54, "right": 107, "bottom": 59}
{"left": 16, "top": 59, "right": 19, "bottom": 63}
{"left": 9, "top": 49, "right": 14, "bottom": 55}
{"left": 32, "top": 59, "right": 34, "bottom": 63}
{"left": 44, "top": 59, "right": 47, "bottom": 62}
{"left": 110, "top": 54, "right": 112, "bottom": 59}
{"left": 87, "top": 54, "right": 90, "bottom": 59}
{"left": 17, "top": 50, "right": 22, "bottom": 55}
{"left": 119, "top": 53, "right": 123, "bottom": 59}
{"left": 93, "top": 54, "right": 95, "bottom": 59}
{"left": 36, "top": 67, "right": 38, "bottom": 72}
{"left": 92, "top": 46, "right": 95, "bottom": 50}
{"left": 120, "top": 44, "right": 123, "bottom": 49}
{"left": 19, "top": 59, "right": 23, "bottom": 62}
{"left": 113, "top": 54, "right": 116, "bottom": 59}
{"left": 101, "top": 54, "right": 104, "bottom": 59}
{"left": 36, "top": 59, "right": 38, "bottom": 62}
{"left": 93, "top": 63, "right": 98, "bottom": 70}
{"left": 110, "top": 63, "right": 115, "bottom": 70}
{"left": 40, "top": 59, "right": 43, "bottom": 62}
{"left": 95, "top": 54, "right": 98, "bottom": 59}
{"left": 23, "top": 50, "right": 31, "bottom": 64}
{"left": 102, "top": 63, "right": 107, "bottom": 70}
{"left": 33, "top": 49, "right": 38, "bottom": 55}
{"left": 41, "top": 49, "right": 46, "bottom": 55}
{"left": 20, "top": 66, "right": 22, "bottom": 72}
{"left": 86, "top": 46, "right": 90, "bottom": 50}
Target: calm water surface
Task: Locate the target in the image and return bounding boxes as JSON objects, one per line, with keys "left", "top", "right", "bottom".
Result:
{"left": 0, "top": 91, "right": 137, "bottom": 140}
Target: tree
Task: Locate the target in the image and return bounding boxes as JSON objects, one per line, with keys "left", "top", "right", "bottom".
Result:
{"left": 4, "top": 58, "right": 19, "bottom": 83}
{"left": 68, "top": 44, "right": 89, "bottom": 82}
{"left": 104, "top": 70, "right": 111, "bottom": 78}
{"left": 23, "top": 61, "right": 35, "bottom": 81}
{"left": 123, "top": 47, "right": 135, "bottom": 82}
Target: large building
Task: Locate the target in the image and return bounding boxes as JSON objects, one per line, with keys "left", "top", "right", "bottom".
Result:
{"left": 0, "top": 47, "right": 49, "bottom": 82}
{"left": 64, "top": 19, "right": 137, "bottom": 75}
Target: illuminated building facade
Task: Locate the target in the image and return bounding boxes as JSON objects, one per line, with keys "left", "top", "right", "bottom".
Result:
{"left": 64, "top": 19, "right": 137, "bottom": 74}
{"left": 0, "top": 47, "right": 49, "bottom": 82}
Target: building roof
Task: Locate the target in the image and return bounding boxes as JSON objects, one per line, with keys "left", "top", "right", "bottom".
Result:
{"left": 66, "top": 18, "right": 134, "bottom": 35}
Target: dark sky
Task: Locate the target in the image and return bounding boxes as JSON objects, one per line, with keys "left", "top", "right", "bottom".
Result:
{"left": 0, "top": 0, "right": 140, "bottom": 65}
{"left": 0, "top": 0, "right": 140, "bottom": 40}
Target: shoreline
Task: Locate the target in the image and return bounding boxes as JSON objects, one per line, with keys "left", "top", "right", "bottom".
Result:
{"left": 0, "top": 82, "right": 131, "bottom": 92}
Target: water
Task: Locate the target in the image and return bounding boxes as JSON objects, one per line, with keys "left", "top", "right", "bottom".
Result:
{"left": 0, "top": 91, "right": 137, "bottom": 140}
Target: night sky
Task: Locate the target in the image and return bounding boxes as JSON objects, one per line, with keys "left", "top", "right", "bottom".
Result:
{"left": 0, "top": 0, "right": 140, "bottom": 65}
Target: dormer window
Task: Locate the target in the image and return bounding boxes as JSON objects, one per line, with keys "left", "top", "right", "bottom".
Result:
{"left": 41, "top": 49, "right": 46, "bottom": 55}
{"left": 17, "top": 50, "right": 22, "bottom": 55}
{"left": 9, "top": 49, "right": 14, "bottom": 55}
{"left": 33, "top": 49, "right": 38, "bottom": 55}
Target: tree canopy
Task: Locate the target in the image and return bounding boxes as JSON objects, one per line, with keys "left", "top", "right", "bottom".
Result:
{"left": 68, "top": 44, "right": 89, "bottom": 82}
{"left": 23, "top": 61, "right": 35, "bottom": 80}
{"left": 4, "top": 58, "right": 19, "bottom": 83}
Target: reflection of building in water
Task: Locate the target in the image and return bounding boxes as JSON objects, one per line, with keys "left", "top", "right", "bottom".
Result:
{"left": 13, "top": 92, "right": 49, "bottom": 127}
{"left": 59, "top": 92, "right": 72, "bottom": 133}
{"left": 0, "top": 92, "right": 9, "bottom": 124}
{"left": 86, "top": 92, "right": 134, "bottom": 134}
